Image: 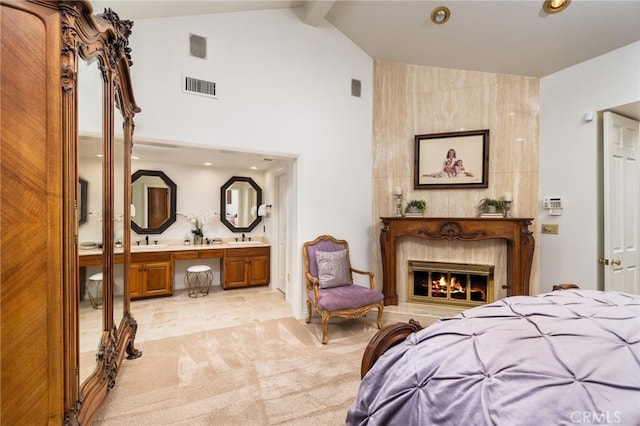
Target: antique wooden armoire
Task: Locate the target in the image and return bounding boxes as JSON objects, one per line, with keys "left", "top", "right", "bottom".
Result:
{"left": 1, "top": 1, "right": 140, "bottom": 423}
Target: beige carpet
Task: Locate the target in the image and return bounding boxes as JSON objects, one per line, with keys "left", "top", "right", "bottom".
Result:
{"left": 92, "top": 288, "right": 457, "bottom": 425}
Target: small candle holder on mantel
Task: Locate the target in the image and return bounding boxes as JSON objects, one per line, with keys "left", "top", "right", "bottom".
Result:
{"left": 393, "top": 186, "right": 404, "bottom": 217}
{"left": 503, "top": 192, "right": 513, "bottom": 218}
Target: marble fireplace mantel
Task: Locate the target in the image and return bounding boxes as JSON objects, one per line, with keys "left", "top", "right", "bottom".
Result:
{"left": 379, "top": 217, "right": 535, "bottom": 305}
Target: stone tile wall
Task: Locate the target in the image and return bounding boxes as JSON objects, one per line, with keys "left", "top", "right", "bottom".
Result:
{"left": 371, "top": 61, "right": 540, "bottom": 302}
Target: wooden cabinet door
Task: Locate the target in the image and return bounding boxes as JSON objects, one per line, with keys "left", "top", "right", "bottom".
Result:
{"left": 144, "top": 261, "right": 172, "bottom": 297}
{"left": 129, "top": 263, "right": 144, "bottom": 299}
{"left": 224, "top": 256, "right": 249, "bottom": 288}
{"left": 248, "top": 253, "right": 270, "bottom": 285}
{"left": 223, "top": 247, "right": 270, "bottom": 288}
{"left": 130, "top": 261, "right": 172, "bottom": 298}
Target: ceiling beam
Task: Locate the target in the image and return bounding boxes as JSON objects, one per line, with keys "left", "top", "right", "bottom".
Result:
{"left": 301, "top": 1, "right": 334, "bottom": 27}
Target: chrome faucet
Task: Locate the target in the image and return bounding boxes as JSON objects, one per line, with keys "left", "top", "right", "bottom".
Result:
{"left": 242, "top": 233, "right": 245, "bottom": 241}
{"left": 145, "top": 235, "right": 149, "bottom": 245}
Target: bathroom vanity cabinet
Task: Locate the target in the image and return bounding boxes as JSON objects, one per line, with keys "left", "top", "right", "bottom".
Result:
{"left": 80, "top": 244, "right": 272, "bottom": 297}
{"left": 222, "top": 247, "right": 271, "bottom": 289}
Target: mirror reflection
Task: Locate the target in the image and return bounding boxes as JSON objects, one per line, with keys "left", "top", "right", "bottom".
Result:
{"left": 113, "top": 106, "right": 125, "bottom": 325}
{"left": 79, "top": 178, "right": 88, "bottom": 225}
{"left": 131, "top": 170, "right": 177, "bottom": 234}
{"left": 77, "top": 57, "right": 103, "bottom": 387}
{"left": 220, "top": 176, "right": 262, "bottom": 232}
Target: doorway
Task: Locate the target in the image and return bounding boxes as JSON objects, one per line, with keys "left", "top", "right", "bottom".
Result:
{"left": 147, "top": 187, "right": 169, "bottom": 228}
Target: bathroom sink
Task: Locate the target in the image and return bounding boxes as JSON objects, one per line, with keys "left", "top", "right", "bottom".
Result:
{"left": 226, "top": 240, "right": 263, "bottom": 246}
{"left": 131, "top": 243, "right": 169, "bottom": 251}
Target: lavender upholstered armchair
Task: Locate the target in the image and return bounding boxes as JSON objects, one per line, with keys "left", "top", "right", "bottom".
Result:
{"left": 302, "top": 235, "right": 384, "bottom": 344}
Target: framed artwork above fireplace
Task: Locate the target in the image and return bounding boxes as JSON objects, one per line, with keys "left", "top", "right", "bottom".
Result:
{"left": 414, "top": 129, "right": 489, "bottom": 189}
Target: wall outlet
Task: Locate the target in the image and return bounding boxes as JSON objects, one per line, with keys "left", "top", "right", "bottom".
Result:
{"left": 541, "top": 224, "right": 559, "bottom": 234}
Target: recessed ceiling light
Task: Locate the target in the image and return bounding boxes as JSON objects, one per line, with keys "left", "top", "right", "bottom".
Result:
{"left": 204, "top": 162, "right": 212, "bottom": 166}
{"left": 543, "top": 0, "right": 571, "bottom": 14}
{"left": 250, "top": 166, "right": 258, "bottom": 170}
{"left": 431, "top": 6, "right": 450, "bottom": 24}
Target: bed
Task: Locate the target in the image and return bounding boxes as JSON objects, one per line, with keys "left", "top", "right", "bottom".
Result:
{"left": 346, "top": 289, "right": 640, "bottom": 426}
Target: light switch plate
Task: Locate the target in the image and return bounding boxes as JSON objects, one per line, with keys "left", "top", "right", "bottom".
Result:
{"left": 541, "top": 224, "right": 559, "bottom": 234}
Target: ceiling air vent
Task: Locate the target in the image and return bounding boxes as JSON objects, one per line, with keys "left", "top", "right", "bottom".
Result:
{"left": 183, "top": 76, "right": 217, "bottom": 99}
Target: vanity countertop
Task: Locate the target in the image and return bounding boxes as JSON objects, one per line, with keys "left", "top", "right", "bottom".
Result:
{"left": 79, "top": 240, "right": 270, "bottom": 256}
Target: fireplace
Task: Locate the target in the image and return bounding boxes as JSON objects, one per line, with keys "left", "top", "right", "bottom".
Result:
{"left": 380, "top": 218, "right": 534, "bottom": 305}
{"left": 408, "top": 261, "right": 494, "bottom": 306}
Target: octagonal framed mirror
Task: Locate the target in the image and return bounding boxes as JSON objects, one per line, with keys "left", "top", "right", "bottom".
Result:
{"left": 131, "top": 169, "right": 177, "bottom": 234}
{"left": 220, "top": 176, "right": 262, "bottom": 232}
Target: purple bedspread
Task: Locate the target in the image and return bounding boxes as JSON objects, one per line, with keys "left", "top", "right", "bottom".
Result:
{"left": 346, "top": 290, "right": 640, "bottom": 426}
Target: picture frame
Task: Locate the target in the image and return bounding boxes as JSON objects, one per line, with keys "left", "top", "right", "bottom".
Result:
{"left": 414, "top": 129, "right": 489, "bottom": 189}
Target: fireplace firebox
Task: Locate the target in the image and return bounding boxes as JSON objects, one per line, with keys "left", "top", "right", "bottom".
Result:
{"left": 408, "top": 261, "right": 494, "bottom": 306}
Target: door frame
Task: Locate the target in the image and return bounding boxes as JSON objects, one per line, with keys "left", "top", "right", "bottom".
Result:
{"left": 273, "top": 169, "right": 289, "bottom": 295}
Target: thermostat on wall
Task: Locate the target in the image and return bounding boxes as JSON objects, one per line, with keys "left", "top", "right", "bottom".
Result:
{"left": 542, "top": 196, "right": 564, "bottom": 215}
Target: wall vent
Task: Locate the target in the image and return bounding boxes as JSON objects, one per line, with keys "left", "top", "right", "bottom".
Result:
{"left": 189, "top": 34, "right": 207, "bottom": 59}
{"left": 351, "top": 78, "right": 361, "bottom": 97}
{"left": 183, "top": 76, "right": 217, "bottom": 99}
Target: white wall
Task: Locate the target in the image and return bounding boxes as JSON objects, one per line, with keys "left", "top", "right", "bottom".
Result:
{"left": 125, "top": 8, "right": 373, "bottom": 318}
{"left": 539, "top": 41, "right": 640, "bottom": 291}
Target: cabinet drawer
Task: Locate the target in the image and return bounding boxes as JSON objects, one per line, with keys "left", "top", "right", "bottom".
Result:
{"left": 224, "top": 246, "right": 270, "bottom": 257}
{"left": 172, "top": 251, "right": 198, "bottom": 260}
{"left": 131, "top": 252, "right": 171, "bottom": 263}
{"left": 198, "top": 249, "right": 224, "bottom": 259}
{"left": 173, "top": 249, "right": 223, "bottom": 260}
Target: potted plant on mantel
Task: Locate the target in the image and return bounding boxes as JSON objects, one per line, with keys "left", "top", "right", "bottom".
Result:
{"left": 477, "top": 198, "right": 505, "bottom": 217}
{"left": 405, "top": 199, "right": 427, "bottom": 217}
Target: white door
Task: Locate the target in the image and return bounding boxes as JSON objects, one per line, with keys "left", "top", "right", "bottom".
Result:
{"left": 603, "top": 111, "right": 640, "bottom": 294}
{"left": 275, "top": 172, "right": 288, "bottom": 294}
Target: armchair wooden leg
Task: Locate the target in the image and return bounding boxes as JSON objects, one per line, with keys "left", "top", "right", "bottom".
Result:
{"left": 376, "top": 305, "right": 383, "bottom": 329}
{"left": 306, "top": 300, "right": 312, "bottom": 324}
{"left": 321, "top": 314, "right": 329, "bottom": 344}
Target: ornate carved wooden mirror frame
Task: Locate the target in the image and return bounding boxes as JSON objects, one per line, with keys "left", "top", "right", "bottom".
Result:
{"left": 60, "top": 1, "right": 142, "bottom": 423}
